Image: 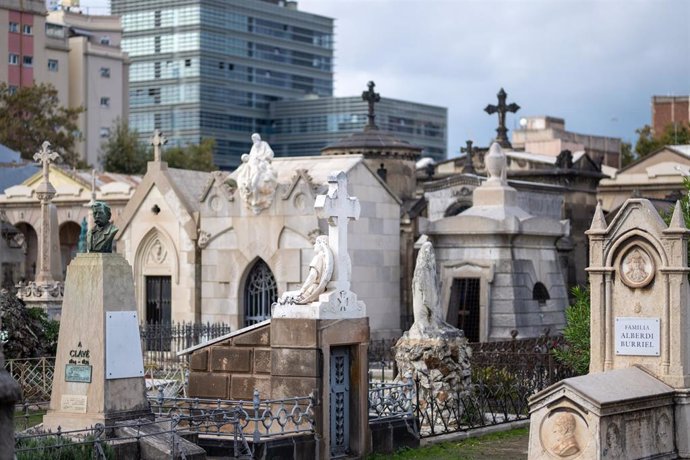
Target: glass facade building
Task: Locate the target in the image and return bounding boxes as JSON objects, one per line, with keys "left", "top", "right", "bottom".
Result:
{"left": 114, "top": 0, "right": 448, "bottom": 168}
{"left": 270, "top": 96, "right": 447, "bottom": 161}
{"left": 113, "top": 0, "right": 334, "bottom": 168}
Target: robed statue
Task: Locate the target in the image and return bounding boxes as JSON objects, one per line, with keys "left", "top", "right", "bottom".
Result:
{"left": 87, "top": 201, "right": 118, "bottom": 253}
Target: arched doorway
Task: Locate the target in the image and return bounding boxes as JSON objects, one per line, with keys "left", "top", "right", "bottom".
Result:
{"left": 59, "top": 220, "right": 82, "bottom": 277}
{"left": 243, "top": 259, "right": 277, "bottom": 327}
{"left": 14, "top": 222, "right": 37, "bottom": 282}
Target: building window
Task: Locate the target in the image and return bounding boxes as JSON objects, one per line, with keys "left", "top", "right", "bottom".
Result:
{"left": 100, "top": 127, "right": 110, "bottom": 138}
{"left": 48, "top": 59, "right": 59, "bottom": 72}
{"left": 9, "top": 22, "right": 18, "bottom": 33}
{"left": 100, "top": 36, "right": 111, "bottom": 45}
{"left": 7, "top": 86, "right": 17, "bottom": 95}
{"left": 100, "top": 97, "right": 110, "bottom": 108}
{"left": 22, "top": 56, "right": 33, "bottom": 67}
{"left": 8, "top": 54, "right": 18, "bottom": 65}
{"left": 100, "top": 67, "right": 111, "bottom": 78}
{"left": 243, "top": 259, "right": 277, "bottom": 327}
{"left": 22, "top": 24, "right": 32, "bottom": 35}
{"left": 184, "top": 59, "right": 191, "bottom": 67}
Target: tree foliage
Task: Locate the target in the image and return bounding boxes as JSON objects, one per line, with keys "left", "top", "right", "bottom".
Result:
{"left": 552, "top": 286, "right": 590, "bottom": 375}
{"left": 0, "top": 83, "right": 83, "bottom": 167}
{"left": 632, "top": 122, "right": 690, "bottom": 162}
{"left": 0, "top": 292, "right": 59, "bottom": 359}
{"left": 99, "top": 117, "right": 150, "bottom": 174}
{"left": 163, "top": 138, "right": 217, "bottom": 171}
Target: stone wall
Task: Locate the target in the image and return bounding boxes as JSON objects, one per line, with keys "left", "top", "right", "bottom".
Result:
{"left": 188, "top": 324, "right": 271, "bottom": 400}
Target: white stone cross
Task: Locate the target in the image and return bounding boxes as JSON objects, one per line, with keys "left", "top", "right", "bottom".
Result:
{"left": 33, "top": 141, "right": 60, "bottom": 186}
{"left": 314, "top": 171, "right": 360, "bottom": 292}
{"left": 150, "top": 129, "right": 167, "bottom": 162}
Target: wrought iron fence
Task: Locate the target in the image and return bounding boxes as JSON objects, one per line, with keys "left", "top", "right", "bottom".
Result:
{"left": 368, "top": 378, "right": 415, "bottom": 422}
{"left": 4, "top": 357, "right": 54, "bottom": 402}
{"left": 140, "top": 321, "right": 232, "bottom": 366}
{"left": 368, "top": 338, "right": 399, "bottom": 382}
{"left": 15, "top": 391, "right": 316, "bottom": 459}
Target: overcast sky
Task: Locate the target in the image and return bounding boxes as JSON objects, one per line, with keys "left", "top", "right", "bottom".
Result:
{"left": 80, "top": 0, "right": 689, "bottom": 157}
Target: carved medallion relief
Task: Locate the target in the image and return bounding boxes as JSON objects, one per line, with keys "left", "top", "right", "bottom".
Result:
{"left": 619, "top": 246, "right": 654, "bottom": 289}
{"left": 540, "top": 409, "right": 588, "bottom": 458}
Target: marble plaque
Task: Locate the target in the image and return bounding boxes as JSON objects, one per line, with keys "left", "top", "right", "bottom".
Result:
{"left": 105, "top": 311, "right": 145, "bottom": 379}
{"left": 615, "top": 317, "right": 660, "bottom": 356}
{"left": 60, "top": 394, "right": 87, "bottom": 413}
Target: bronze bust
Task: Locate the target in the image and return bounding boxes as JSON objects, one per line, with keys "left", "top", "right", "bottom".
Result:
{"left": 87, "top": 201, "right": 118, "bottom": 253}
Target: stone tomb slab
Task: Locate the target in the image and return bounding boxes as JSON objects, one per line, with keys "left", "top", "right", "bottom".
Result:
{"left": 528, "top": 366, "right": 675, "bottom": 460}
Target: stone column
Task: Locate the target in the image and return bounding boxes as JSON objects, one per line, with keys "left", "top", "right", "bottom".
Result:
{"left": 16, "top": 141, "right": 64, "bottom": 319}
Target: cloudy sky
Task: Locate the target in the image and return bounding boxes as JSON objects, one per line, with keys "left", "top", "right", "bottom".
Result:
{"left": 80, "top": 0, "right": 689, "bottom": 157}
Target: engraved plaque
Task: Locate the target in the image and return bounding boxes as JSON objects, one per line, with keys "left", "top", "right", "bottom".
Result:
{"left": 615, "top": 317, "right": 660, "bottom": 356}
{"left": 65, "top": 364, "right": 92, "bottom": 383}
{"left": 61, "top": 394, "right": 87, "bottom": 413}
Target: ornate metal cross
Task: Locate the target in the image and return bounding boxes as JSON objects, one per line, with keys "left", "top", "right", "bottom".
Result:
{"left": 484, "top": 88, "right": 520, "bottom": 148}
{"left": 33, "top": 141, "right": 60, "bottom": 185}
{"left": 361, "top": 81, "right": 381, "bottom": 129}
{"left": 461, "top": 140, "right": 476, "bottom": 174}
{"left": 150, "top": 129, "right": 167, "bottom": 162}
{"left": 314, "top": 171, "right": 361, "bottom": 292}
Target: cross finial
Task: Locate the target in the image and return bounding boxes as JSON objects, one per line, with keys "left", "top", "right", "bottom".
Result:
{"left": 33, "top": 141, "right": 60, "bottom": 185}
{"left": 484, "top": 88, "right": 520, "bottom": 148}
{"left": 150, "top": 129, "right": 167, "bottom": 162}
{"left": 361, "top": 81, "right": 381, "bottom": 130}
{"left": 314, "top": 171, "right": 361, "bottom": 293}
{"left": 460, "top": 140, "right": 476, "bottom": 174}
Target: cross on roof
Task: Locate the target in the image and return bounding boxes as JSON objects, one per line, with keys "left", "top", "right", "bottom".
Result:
{"left": 484, "top": 88, "right": 520, "bottom": 148}
{"left": 150, "top": 129, "right": 167, "bottom": 162}
{"left": 314, "top": 171, "right": 360, "bottom": 293}
{"left": 361, "top": 81, "right": 381, "bottom": 130}
{"left": 33, "top": 141, "right": 60, "bottom": 185}
{"left": 460, "top": 140, "right": 476, "bottom": 174}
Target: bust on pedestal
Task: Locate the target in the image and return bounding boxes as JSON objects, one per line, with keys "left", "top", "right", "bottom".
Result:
{"left": 43, "top": 201, "right": 150, "bottom": 432}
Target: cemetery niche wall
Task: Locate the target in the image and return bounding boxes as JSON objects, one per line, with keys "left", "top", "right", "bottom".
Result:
{"left": 528, "top": 198, "right": 690, "bottom": 459}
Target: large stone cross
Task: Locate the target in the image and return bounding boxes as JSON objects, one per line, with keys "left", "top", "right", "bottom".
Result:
{"left": 484, "top": 88, "right": 520, "bottom": 148}
{"left": 315, "top": 171, "right": 360, "bottom": 292}
{"left": 361, "top": 81, "right": 380, "bottom": 129}
{"left": 33, "top": 141, "right": 60, "bottom": 190}
{"left": 150, "top": 129, "right": 167, "bottom": 162}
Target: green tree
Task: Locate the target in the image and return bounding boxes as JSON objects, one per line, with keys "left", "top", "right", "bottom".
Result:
{"left": 100, "top": 117, "right": 150, "bottom": 174}
{"left": 553, "top": 286, "right": 590, "bottom": 375}
{"left": 620, "top": 141, "right": 634, "bottom": 167}
{"left": 162, "top": 138, "right": 217, "bottom": 171}
{"left": 633, "top": 122, "right": 690, "bottom": 159}
{"left": 0, "top": 83, "right": 83, "bottom": 167}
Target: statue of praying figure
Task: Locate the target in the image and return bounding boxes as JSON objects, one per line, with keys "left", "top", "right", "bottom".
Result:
{"left": 278, "top": 236, "right": 334, "bottom": 305}
{"left": 408, "top": 239, "right": 460, "bottom": 339}
{"left": 87, "top": 201, "right": 118, "bottom": 253}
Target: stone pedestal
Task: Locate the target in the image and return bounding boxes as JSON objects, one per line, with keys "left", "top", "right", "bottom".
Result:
{"left": 272, "top": 289, "right": 366, "bottom": 320}
{"left": 43, "top": 253, "right": 151, "bottom": 432}
{"left": 270, "top": 317, "right": 370, "bottom": 459}
{"left": 394, "top": 331, "right": 471, "bottom": 402}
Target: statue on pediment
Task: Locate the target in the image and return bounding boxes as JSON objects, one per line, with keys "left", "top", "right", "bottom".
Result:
{"left": 236, "top": 133, "right": 278, "bottom": 214}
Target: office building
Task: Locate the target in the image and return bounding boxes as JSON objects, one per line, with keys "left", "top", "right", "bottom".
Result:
{"left": 269, "top": 95, "right": 447, "bottom": 161}
{"left": 652, "top": 95, "right": 690, "bottom": 138}
{"left": 113, "top": 0, "right": 335, "bottom": 169}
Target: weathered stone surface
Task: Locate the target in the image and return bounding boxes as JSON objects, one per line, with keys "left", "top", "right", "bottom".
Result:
{"left": 271, "top": 376, "right": 319, "bottom": 401}
{"left": 271, "top": 348, "right": 320, "bottom": 377}
{"left": 211, "top": 348, "right": 251, "bottom": 373}
{"left": 254, "top": 349, "right": 271, "bottom": 374}
{"left": 271, "top": 318, "right": 318, "bottom": 347}
{"left": 233, "top": 326, "right": 270, "bottom": 347}
{"left": 190, "top": 351, "right": 208, "bottom": 371}
{"left": 188, "top": 374, "right": 228, "bottom": 399}
{"left": 230, "top": 375, "right": 271, "bottom": 401}
{"left": 116, "top": 420, "right": 206, "bottom": 460}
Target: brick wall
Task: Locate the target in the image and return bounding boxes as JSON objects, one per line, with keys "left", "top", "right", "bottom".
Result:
{"left": 653, "top": 96, "right": 690, "bottom": 137}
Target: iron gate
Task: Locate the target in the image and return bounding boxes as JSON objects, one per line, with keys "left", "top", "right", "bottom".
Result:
{"left": 330, "top": 346, "right": 350, "bottom": 457}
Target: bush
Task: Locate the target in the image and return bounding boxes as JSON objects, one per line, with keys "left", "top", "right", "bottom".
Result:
{"left": 552, "top": 286, "right": 590, "bottom": 375}
{"left": 15, "top": 435, "right": 114, "bottom": 460}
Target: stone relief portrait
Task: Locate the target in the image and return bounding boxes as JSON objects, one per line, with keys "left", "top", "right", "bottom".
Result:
{"left": 541, "top": 409, "right": 587, "bottom": 459}
{"left": 620, "top": 246, "right": 654, "bottom": 288}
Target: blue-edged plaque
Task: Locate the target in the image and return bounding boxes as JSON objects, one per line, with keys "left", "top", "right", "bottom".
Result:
{"left": 65, "top": 364, "right": 92, "bottom": 383}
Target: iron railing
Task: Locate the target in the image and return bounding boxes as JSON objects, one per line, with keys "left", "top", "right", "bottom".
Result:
{"left": 4, "top": 357, "right": 54, "bottom": 402}
{"left": 140, "top": 321, "right": 232, "bottom": 365}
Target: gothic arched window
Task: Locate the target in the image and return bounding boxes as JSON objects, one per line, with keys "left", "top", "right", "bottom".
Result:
{"left": 533, "top": 282, "right": 550, "bottom": 306}
{"left": 243, "top": 259, "right": 277, "bottom": 327}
